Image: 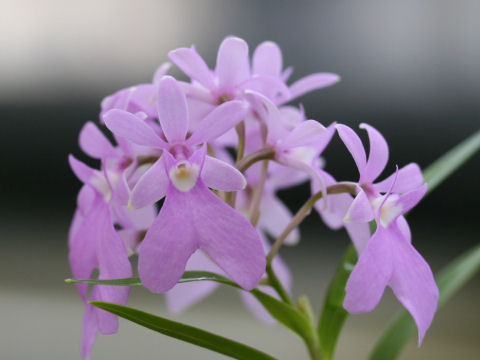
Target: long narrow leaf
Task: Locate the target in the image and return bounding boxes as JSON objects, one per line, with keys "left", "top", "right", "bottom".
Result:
{"left": 66, "top": 270, "right": 239, "bottom": 287}
{"left": 251, "top": 289, "right": 312, "bottom": 340}
{"left": 423, "top": 129, "right": 480, "bottom": 194}
{"left": 317, "top": 245, "right": 357, "bottom": 360}
{"left": 369, "top": 242, "right": 480, "bottom": 360}
{"left": 69, "top": 271, "right": 311, "bottom": 341}
{"left": 90, "top": 301, "right": 276, "bottom": 360}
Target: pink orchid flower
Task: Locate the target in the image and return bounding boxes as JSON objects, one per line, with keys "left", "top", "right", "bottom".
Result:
{"left": 104, "top": 76, "right": 266, "bottom": 292}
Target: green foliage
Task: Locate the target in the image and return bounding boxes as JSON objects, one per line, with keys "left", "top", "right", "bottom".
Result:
{"left": 317, "top": 245, "right": 357, "bottom": 360}
{"left": 423, "top": 129, "right": 480, "bottom": 194}
{"left": 90, "top": 301, "right": 276, "bottom": 360}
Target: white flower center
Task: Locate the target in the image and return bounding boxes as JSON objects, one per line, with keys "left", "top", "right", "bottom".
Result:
{"left": 287, "top": 146, "right": 317, "bottom": 164}
{"left": 90, "top": 170, "right": 119, "bottom": 202}
{"left": 169, "top": 161, "right": 200, "bottom": 192}
{"left": 372, "top": 195, "right": 403, "bottom": 228}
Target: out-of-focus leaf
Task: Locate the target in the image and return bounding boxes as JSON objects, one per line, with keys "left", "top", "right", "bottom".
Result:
{"left": 423, "top": 129, "right": 480, "bottom": 194}
{"left": 317, "top": 245, "right": 357, "bottom": 360}
{"left": 369, "top": 242, "right": 480, "bottom": 360}
{"left": 90, "top": 301, "right": 276, "bottom": 360}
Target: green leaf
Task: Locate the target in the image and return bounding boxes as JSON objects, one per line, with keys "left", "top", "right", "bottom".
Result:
{"left": 65, "top": 277, "right": 142, "bottom": 286}
{"left": 70, "top": 271, "right": 313, "bottom": 346}
{"left": 90, "top": 301, "right": 276, "bottom": 360}
{"left": 66, "top": 270, "right": 239, "bottom": 287}
{"left": 317, "top": 244, "right": 358, "bottom": 360}
{"left": 369, "top": 242, "right": 480, "bottom": 360}
{"left": 251, "top": 289, "right": 312, "bottom": 340}
{"left": 423, "top": 129, "right": 480, "bottom": 194}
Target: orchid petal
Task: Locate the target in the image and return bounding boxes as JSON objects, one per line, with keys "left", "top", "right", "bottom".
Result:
{"left": 138, "top": 187, "right": 198, "bottom": 293}
{"left": 374, "top": 163, "right": 424, "bottom": 194}
{"left": 125, "top": 205, "right": 156, "bottom": 231}
{"left": 336, "top": 124, "right": 367, "bottom": 179}
{"left": 239, "top": 74, "right": 291, "bottom": 104}
{"left": 168, "top": 46, "right": 216, "bottom": 90}
{"left": 94, "top": 203, "right": 132, "bottom": 334}
{"left": 152, "top": 62, "right": 171, "bottom": 84}
{"left": 165, "top": 250, "right": 221, "bottom": 314}
{"left": 77, "top": 184, "right": 96, "bottom": 214}
{"left": 279, "top": 106, "right": 304, "bottom": 129}
{"left": 186, "top": 97, "right": 216, "bottom": 128}
{"left": 279, "top": 120, "right": 327, "bottom": 151}
{"left": 345, "top": 222, "right": 372, "bottom": 255}
{"left": 186, "top": 100, "right": 248, "bottom": 145}
{"left": 395, "top": 184, "right": 428, "bottom": 215}
{"left": 278, "top": 154, "right": 329, "bottom": 209}
{"left": 69, "top": 197, "right": 103, "bottom": 300}
{"left": 259, "top": 192, "right": 300, "bottom": 245}
{"left": 69, "top": 155, "right": 96, "bottom": 185}
{"left": 81, "top": 302, "right": 99, "bottom": 360}
{"left": 125, "top": 84, "right": 158, "bottom": 118}
{"left": 389, "top": 225, "right": 439, "bottom": 345}
{"left": 239, "top": 289, "right": 277, "bottom": 324}
{"left": 69, "top": 155, "right": 111, "bottom": 199}
{"left": 313, "top": 123, "right": 337, "bottom": 156}
{"left": 288, "top": 73, "right": 340, "bottom": 101}
{"left": 244, "top": 90, "right": 287, "bottom": 142}
{"left": 396, "top": 216, "right": 411, "bottom": 243}
{"left": 191, "top": 181, "right": 266, "bottom": 290}
{"left": 130, "top": 159, "right": 168, "bottom": 208}
{"left": 344, "top": 227, "right": 393, "bottom": 313}
{"left": 216, "top": 37, "right": 250, "bottom": 89}
{"left": 103, "top": 109, "right": 166, "bottom": 148}
{"left": 252, "top": 41, "right": 282, "bottom": 77}
{"left": 313, "top": 173, "right": 353, "bottom": 230}
{"left": 267, "top": 164, "right": 309, "bottom": 190}
{"left": 157, "top": 76, "right": 189, "bottom": 142}
{"left": 79, "top": 122, "right": 116, "bottom": 159}
{"left": 118, "top": 229, "right": 142, "bottom": 256}
{"left": 201, "top": 156, "right": 246, "bottom": 191}
{"left": 344, "top": 190, "right": 375, "bottom": 223}
{"left": 360, "top": 123, "right": 389, "bottom": 184}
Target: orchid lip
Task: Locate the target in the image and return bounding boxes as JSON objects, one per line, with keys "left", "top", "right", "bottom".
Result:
{"left": 169, "top": 160, "right": 200, "bottom": 192}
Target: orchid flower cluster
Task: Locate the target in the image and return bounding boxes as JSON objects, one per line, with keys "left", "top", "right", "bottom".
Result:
{"left": 69, "top": 36, "right": 439, "bottom": 359}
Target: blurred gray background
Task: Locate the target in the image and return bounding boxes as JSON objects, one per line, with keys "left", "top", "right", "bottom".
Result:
{"left": 0, "top": 0, "right": 479, "bottom": 359}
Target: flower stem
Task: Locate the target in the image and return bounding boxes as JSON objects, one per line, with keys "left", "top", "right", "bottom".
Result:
{"left": 265, "top": 263, "right": 294, "bottom": 306}
{"left": 236, "top": 147, "right": 275, "bottom": 173}
{"left": 235, "top": 122, "right": 246, "bottom": 163}
{"left": 248, "top": 159, "right": 269, "bottom": 225}
{"left": 266, "top": 183, "right": 357, "bottom": 265}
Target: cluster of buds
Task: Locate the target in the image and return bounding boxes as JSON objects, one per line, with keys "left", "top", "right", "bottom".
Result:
{"left": 69, "top": 36, "right": 438, "bottom": 358}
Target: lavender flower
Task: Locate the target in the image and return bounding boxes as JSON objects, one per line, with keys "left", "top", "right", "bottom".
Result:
{"left": 104, "top": 76, "right": 266, "bottom": 292}
{"left": 67, "top": 36, "right": 441, "bottom": 359}
{"left": 336, "top": 123, "right": 439, "bottom": 343}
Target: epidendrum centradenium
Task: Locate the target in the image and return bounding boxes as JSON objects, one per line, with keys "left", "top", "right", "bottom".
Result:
{"left": 69, "top": 37, "right": 439, "bottom": 359}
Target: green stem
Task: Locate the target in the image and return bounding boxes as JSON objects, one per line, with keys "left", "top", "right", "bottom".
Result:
{"left": 236, "top": 147, "right": 275, "bottom": 173}
{"left": 236, "top": 122, "right": 246, "bottom": 163}
{"left": 304, "top": 334, "right": 322, "bottom": 360}
{"left": 298, "top": 296, "right": 322, "bottom": 360}
{"left": 249, "top": 159, "right": 269, "bottom": 225}
{"left": 265, "top": 263, "right": 294, "bottom": 306}
{"left": 266, "top": 183, "right": 357, "bottom": 265}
